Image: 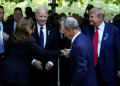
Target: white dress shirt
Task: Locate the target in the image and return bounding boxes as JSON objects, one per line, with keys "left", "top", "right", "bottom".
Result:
{"left": 94, "top": 22, "right": 105, "bottom": 57}
{"left": 14, "top": 21, "right": 17, "bottom": 30}
{"left": 71, "top": 31, "right": 81, "bottom": 44}
{"left": 31, "top": 23, "right": 53, "bottom": 66}
{"left": 0, "top": 22, "right": 4, "bottom": 53}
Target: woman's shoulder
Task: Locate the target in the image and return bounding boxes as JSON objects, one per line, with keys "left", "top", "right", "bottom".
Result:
{"left": 25, "top": 36, "right": 36, "bottom": 43}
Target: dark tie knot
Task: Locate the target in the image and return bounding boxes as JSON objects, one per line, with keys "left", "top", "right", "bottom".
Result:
{"left": 96, "top": 27, "right": 99, "bottom": 31}
{"left": 40, "top": 27, "right": 43, "bottom": 30}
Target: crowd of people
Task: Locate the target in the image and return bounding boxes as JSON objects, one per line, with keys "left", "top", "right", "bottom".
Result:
{"left": 0, "top": 3, "right": 120, "bottom": 86}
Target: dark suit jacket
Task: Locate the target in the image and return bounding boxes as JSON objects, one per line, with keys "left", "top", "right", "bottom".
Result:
{"left": 114, "top": 19, "right": 120, "bottom": 34}
{"left": 31, "top": 23, "right": 59, "bottom": 67}
{"left": 0, "top": 22, "right": 13, "bottom": 64}
{"left": 83, "top": 22, "right": 120, "bottom": 82}
{"left": 70, "top": 33, "right": 97, "bottom": 86}
{"left": 1, "top": 35, "right": 61, "bottom": 85}
{"left": 57, "top": 28, "right": 71, "bottom": 66}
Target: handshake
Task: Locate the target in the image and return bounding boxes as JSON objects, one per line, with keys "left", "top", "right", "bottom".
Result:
{"left": 60, "top": 49, "right": 70, "bottom": 58}
{"left": 33, "top": 49, "right": 70, "bottom": 71}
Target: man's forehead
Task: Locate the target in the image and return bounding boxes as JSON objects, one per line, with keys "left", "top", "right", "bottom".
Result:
{"left": 0, "top": 8, "right": 4, "bottom": 12}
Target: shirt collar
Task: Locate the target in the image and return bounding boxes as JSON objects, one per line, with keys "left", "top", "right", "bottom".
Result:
{"left": 0, "top": 22, "right": 2, "bottom": 25}
{"left": 71, "top": 31, "right": 81, "bottom": 44}
{"left": 37, "top": 22, "right": 46, "bottom": 29}
{"left": 94, "top": 21, "right": 105, "bottom": 31}
{"left": 14, "top": 21, "right": 17, "bottom": 24}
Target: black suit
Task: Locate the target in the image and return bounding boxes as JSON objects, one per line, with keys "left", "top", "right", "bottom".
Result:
{"left": 30, "top": 23, "right": 59, "bottom": 86}
{"left": 53, "top": 28, "right": 71, "bottom": 86}
{"left": 0, "top": 22, "right": 13, "bottom": 82}
{"left": 1, "top": 35, "right": 61, "bottom": 86}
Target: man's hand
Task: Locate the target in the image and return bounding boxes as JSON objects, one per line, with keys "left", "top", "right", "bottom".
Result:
{"left": 45, "top": 63, "right": 52, "bottom": 71}
{"left": 61, "top": 49, "right": 70, "bottom": 58}
{"left": 33, "top": 60, "right": 43, "bottom": 70}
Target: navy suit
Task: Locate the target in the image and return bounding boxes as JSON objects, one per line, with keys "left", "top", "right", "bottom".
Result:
{"left": 83, "top": 22, "right": 120, "bottom": 85}
{"left": 70, "top": 33, "right": 97, "bottom": 86}
{"left": 1, "top": 35, "right": 61, "bottom": 86}
{"left": 53, "top": 28, "right": 71, "bottom": 86}
{"left": 30, "top": 23, "right": 59, "bottom": 86}
{"left": 0, "top": 22, "right": 12, "bottom": 82}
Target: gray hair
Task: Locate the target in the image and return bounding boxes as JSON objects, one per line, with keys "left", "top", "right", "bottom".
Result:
{"left": 35, "top": 7, "right": 48, "bottom": 14}
{"left": 62, "top": 17, "right": 79, "bottom": 30}
{"left": 89, "top": 7, "right": 105, "bottom": 20}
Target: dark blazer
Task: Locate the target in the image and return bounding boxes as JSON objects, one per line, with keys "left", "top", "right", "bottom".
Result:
{"left": 0, "top": 22, "right": 13, "bottom": 64}
{"left": 113, "top": 19, "right": 120, "bottom": 34}
{"left": 31, "top": 23, "right": 59, "bottom": 67}
{"left": 7, "top": 21, "right": 15, "bottom": 31}
{"left": 57, "top": 28, "right": 71, "bottom": 65}
{"left": 2, "top": 22, "right": 13, "bottom": 35}
{"left": 70, "top": 33, "right": 97, "bottom": 86}
{"left": 83, "top": 22, "right": 120, "bottom": 82}
{"left": 1, "top": 35, "right": 61, "bottom": 85}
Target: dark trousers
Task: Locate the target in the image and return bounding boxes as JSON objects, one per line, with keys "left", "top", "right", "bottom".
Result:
{"left": 53, "top": 61, "right": 71, "bottom": 86}
{"left": 2, "top": 79, "right": 27, "bottom": 86}
{"left": 95, "top": 61, "right": 117, "bottom": 86}
{"left": 30, "top": 67, "right": 53, "bottom": 86}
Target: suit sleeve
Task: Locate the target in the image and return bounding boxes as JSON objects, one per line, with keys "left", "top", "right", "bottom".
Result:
{"left": 49, "top": 28, "right": 59, "bottom": 63}
{"left": 72, "top": 46, "right": 88, "bottom": 86}
{"left": 28, "top": 38, "right": 61, "bottom": 58}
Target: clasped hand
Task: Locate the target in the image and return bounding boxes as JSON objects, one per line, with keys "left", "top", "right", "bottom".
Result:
{"left": 60, "top": 49, "right": 70, "bottom": 58}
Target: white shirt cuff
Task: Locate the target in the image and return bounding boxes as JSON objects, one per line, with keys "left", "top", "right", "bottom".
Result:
{"left": 31, "top": 59, "right": 36, "bottom": 66}
{"left": 48, "top": 61, "right": 54, "bottom": 66}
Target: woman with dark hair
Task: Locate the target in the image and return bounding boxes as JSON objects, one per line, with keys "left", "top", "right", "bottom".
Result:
{"left": 1, "top": 17, "right": 65, "bottom": 86}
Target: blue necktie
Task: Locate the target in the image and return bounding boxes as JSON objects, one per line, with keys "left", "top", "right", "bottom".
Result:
{"left": 0, "top": 26, "right": 4, "bottom": 53}
{"left": 40, "top": 27, "right": 44, "bottom": 48}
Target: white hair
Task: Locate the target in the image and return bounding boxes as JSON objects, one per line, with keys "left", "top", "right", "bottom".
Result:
{"left": 35, "top": 7, "right": 48, "bottom": 14}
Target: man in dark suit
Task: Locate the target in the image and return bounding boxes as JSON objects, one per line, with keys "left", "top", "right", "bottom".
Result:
{"left": 61, "top": 17, "right": 98, "bottom": 86}
{"left": 7, "top": 7, "right": 23, "bottom": 31}
{"left": 113, "top": 19, "right": 120, "bottom": 34}
{"left": 83, "top": 7, "right": 120, "bottom": 86}
{"left": 53, "top": 13, "right": 71, "bottom": 86}
{"left": 0, "top": 5, "right": 13, "bottom": 82}
{"left": 30, "top": 7, "right": 59, "bottom": 86}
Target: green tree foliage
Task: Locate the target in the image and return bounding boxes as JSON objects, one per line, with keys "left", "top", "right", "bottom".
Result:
{"left": 0, "top": 0, "right": 120, "bottom": 19}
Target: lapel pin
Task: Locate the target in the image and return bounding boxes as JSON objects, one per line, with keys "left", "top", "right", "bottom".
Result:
{"left": 48, "top": 31, "right": 50, "bottom": 35}
{"left": 104, "top": 35, "right": 108, "bottom": 40}
{"left": 70, "top": 46, "right": 72, "bottom": 51}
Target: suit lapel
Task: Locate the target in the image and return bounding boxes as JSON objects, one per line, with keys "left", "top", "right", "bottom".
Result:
{"left": 45, "top": 24, "right": 50, "bottom": 48}
{"left": 100, "top": 22, "right": 109, "bottom": 55}
{"left": 70, "top": 33, "right": 82, "bottom": 53}
{"left": 34, "top": 23, "right": 40, "bottom": 45}
{"left": 89, "top": 25, "right": 94, "bottom": 41}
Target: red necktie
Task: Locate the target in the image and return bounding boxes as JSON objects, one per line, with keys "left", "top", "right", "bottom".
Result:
{"left": 93, "top": 27, "right": 99, "bottom": 67}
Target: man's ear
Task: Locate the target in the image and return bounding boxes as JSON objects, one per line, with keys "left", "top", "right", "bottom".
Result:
{"left": 67, "top": 27, "right": 72, "bottom": 32}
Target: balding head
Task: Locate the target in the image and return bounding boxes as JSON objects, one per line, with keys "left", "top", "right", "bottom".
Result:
{"left": 62, "top": 17, "right": 79, "bottom": 30}
{"left": 36, "top": 7, "right": 48, "bottom": 15}
{"left": 35, "top": 7, "right": 48, "bottom": 26}
{"left": 61, "top": 17, "right": 79, "bottom": 40}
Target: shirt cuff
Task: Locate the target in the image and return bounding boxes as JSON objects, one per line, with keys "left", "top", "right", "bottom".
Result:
{"left": 48, "top": 61, "right": 54, "bottom": 66}
{"left": 31, "top": 59, "right": 36, "bottom": 66}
